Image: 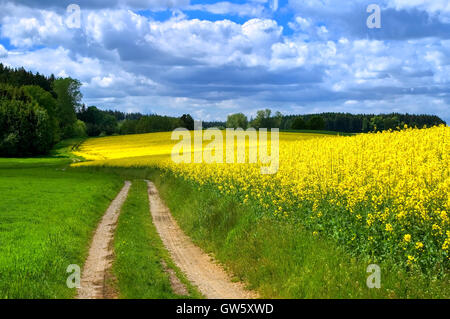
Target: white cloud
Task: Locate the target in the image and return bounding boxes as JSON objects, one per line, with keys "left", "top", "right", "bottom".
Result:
{"left": 0, "top": 1, "right": 449, "bottom": 122}
{"left": 0, "top": 44, "right": 7, "bottom": 57}
{"left": 288, "top": 16, "right": 312, "bottom": 31}
{"left": 2, "top": 47, "right": 102, "bottom": 81}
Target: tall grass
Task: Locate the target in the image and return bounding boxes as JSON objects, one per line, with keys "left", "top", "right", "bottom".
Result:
{"left": 148, "top": 170, "right": 449, "bottom": 299}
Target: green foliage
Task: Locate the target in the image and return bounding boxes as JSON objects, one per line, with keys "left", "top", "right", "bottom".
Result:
{"left": 120, "top": 115, "right": 182, "bottom": 135}
{"left": 77, "top": 106, "right": 117, "bottom": 136}
{"left": 52, "top": 78, "right": 82, "bottom": 138}
{"left": 249, "top": 109, "right": 284, "bottom": 129}
{"left": 0, "top": 83, "right": 31, "bottom": 101}
{"left": 251, "top": 110, "right": 446, "bottom": 132}
{"left": 119, "top": 119, "right": 138, "bottom": 135}
{"left": 203, "top": 121, "right": 226, "bottom": 129}
{"left": 23, "top": 85, "right": 60, "bottom": 142}
{"left": 250, "top": 109, "right": 272, "bottom": 129}
{"left": 226, "top": 113, "right": 248, "bottom": 129}
{"left": 286, "top": 112, "right": 446, "bottom": 133}
{"left": 137, "top": 115, "right": 182, "bottom": 133}
{"left": 72, "top": 120, "right": 87, "bottom": 138}
{"left": 0, "top": 67, "right": 87, "bottom": 156}
{"left": 0, "top": 63, "right": 54, "bottom": 93}
{"left": 307, "top": 115, "right": 325, "bottom": 130}
{"left": 0, "top": 73, "right": 85, "bottom": 156}
{"left": 0, "top": 87, "right": 54, "bottom": 156}
{"left": 180, "top": 114, "right": 194, "bottom": 130}
{"left": 292, "top": 117, "right": 307, "bottom": 130}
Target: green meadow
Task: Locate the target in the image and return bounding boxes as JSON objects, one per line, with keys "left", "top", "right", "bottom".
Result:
{"left": 0, "top": 142, "right": 200, "bottom": 299}
{"left": 0, "top": 140, "right": 123, "bottom": 298}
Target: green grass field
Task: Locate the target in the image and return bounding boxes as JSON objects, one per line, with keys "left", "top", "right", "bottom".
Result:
{"left": 0, "top": 141, "right": 123, "bottom": 298}
{"left": 0, "top": 141, "right": 199, "bottom": 299}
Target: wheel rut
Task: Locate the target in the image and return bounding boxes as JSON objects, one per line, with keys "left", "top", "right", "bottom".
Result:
{"left": 146, "top": 180, "right": 257, "bottom": 299}
{"left": 77, "top": 181, "right": 131, "bottom": 299}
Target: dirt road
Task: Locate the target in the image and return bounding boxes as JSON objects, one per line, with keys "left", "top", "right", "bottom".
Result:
{"left": 146, "top": 181, "right": 257, "bottom": 299}
{"left": 77, "top": 181, "right": 131, "bottom": 299}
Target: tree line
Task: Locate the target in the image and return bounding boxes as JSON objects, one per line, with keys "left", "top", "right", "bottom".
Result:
{"left": 76, "top": 106, "right": 195, "bottom": 136}
{"left": 226, "top": 110, "right": 446, "bottom": 132}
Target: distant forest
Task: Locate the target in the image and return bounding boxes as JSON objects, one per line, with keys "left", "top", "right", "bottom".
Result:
{"left": 225, "top": 109, "right": 445, "bottom": 133}
{"left": 0, "top": 64, "right": 446, "bottom": 157}
{"left": 281, "top": 112, "right": 446, "bottom": 133}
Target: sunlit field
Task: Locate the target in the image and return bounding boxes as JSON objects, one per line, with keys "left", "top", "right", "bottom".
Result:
{"left": 74, "top": 127, "right": 449, "bottom": 275}
{"left": 0, "top": 140, "right": 123, "bottom": 298}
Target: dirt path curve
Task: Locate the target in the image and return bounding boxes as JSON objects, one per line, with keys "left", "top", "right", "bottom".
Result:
{"left": 77, "top": 181, "right": 131, "bottom": 299}
{"left": 146, "top": 181, "right": 258, "bottom": 299}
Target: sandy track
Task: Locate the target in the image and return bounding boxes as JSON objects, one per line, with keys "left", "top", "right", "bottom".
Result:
{"left": 77, "top": 181, "right": 131, "bottom": 299}
{"left": 146, "top": 181, "right": 258, "bottom": 299}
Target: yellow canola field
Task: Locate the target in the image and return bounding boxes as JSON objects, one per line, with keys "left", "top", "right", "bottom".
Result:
{"left": 74, "top": 127, "right": 450, "bottom": 268}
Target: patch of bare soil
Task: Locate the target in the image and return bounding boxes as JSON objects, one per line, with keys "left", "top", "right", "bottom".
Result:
{"left": 77, "top": 181, "right": 131, "bottom": 299}
{"left": 160, "top": 259, "right": 189, "bottom": 296}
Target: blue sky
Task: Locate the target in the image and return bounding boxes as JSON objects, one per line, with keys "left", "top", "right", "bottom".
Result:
{"left": 0, "top": 0, "right": 449, "bottom": 122}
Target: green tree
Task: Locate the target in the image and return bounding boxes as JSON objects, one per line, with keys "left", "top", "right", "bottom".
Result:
{"left": 72, "top": 120, "right": 87, "bottom": 137}
{"left": 52, "top": 78, "right": 82, "bottom": 138}
{"left": 250, "top": 109, "right": 272, "bottom": 129}
{"left": 370, "top": 116, "right": 384, "bottom": 132}
{"left": 23, "top": 85, "right": 60, "bottom": 142}
{"left": 307, "top": 116, "right": 325, "bottom": 130}
{"left": 226, "top": 113, "right": 248, "bottom": 129}
{"left": 273, "top": 111, "right": 283, "bottom": 128}
{"left": 77, "top": 106, "right": 118, "bottom": 136}
{"left": 180, "top": 114, "right": 194, "bottom": 130}
{"left": 292, "top": 117, "right": 307, "bottom": 130}
{"left": 0, "top": 99, "right": 53, "bottom": 156}
{"left": 120, "top": 119, "right": 138, "bottom": 135}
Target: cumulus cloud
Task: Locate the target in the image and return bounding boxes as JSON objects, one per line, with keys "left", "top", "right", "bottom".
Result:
{"left": 0, "top": 0, "right": 449, "bottom": 122}
{"left": 0, "top": 44, "right": 7, "bottom": 57}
